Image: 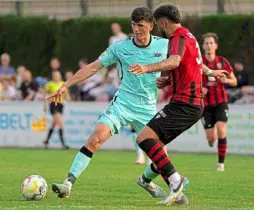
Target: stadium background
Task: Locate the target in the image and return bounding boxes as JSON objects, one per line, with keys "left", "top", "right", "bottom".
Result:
{"left": 0, "top": 1, "right": 254, "bottom": 209}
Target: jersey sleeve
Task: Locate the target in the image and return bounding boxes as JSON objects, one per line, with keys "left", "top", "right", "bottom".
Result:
{"left": 169, "top": 35, "right": 185, "bottom": 57}
{"left": 222, "top": 57, "right": 233, "bottom": 73}
{"left": 99, "top": 45, "right": 118, "bottom": 68}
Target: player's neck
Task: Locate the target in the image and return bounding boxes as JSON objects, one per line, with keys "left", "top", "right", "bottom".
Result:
{"left": 205, "top": 54, "right": 216, "bottom": 61}
{"left": 167, "top": 24, "right": 182, "bottom": 38}
{"left": 133, "top": 35, "right": 151, "bottom": 47}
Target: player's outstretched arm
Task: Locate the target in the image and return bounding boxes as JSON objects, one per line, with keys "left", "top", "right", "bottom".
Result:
{"left": 129, "top": 55, "right": 181, "bottom": 75}
{"left": 47, "top": 60, "right": 103, "bottom": 104}
{"left": 202, "top": 64, "right": 228, "bottom": 78}
{"left": 65, "top": 60, "right": 103, "bottom": 88}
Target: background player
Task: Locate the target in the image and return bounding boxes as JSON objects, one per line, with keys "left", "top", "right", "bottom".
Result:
{"left": 47, "top": 7, "right": 182, "bottom": 202}
{"left": 43, "top": 71, "right": 70, "bottom": 149}
{"left": 129, "top": 4, "right": 229, "bottom": 206}
{"left": 201, "top": 32, "right": 237, "bottom": 171}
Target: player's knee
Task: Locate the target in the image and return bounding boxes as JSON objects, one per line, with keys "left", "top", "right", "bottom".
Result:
{"left": 217, "top": 122, "right": 227, "bottom": 138}
{"left": 86, "top": 134, "right": 101, "bottom": 152}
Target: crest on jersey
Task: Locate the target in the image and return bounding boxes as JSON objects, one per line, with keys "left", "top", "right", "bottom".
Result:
{"left": 154, "top": 51, "right": 162, "bottom": 57}
{"left": 217, "top": 63, "right": 222, "bottom": 68}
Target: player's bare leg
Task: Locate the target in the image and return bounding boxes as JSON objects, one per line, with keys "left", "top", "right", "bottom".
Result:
{"left": 216, "top": 121, "right": 227, "bottom": 172}
{"left": 52, "top": 123, "right": 112, "bottom": 198}
{"left": 136, "top": 126, "right": 189, "bottom": 206}
{"left": 56, "top": 113, "right": 69, "bottom": 149}
{"left": 205, "top": 128, "right": 217, "bottom": 147}
{"left": 43, "top": 117, "right": 57, "bottom": 149}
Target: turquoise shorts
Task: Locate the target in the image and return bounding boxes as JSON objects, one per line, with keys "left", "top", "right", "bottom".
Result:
{"left": 98, "top": 101, "right": 156, "bottom": 135}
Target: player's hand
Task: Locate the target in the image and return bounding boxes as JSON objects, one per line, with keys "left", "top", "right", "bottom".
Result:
{"left": 210, "top": 70, "right": 228, "bottom": 78}
{"left": 128, "top": 64, "right": 148, "bottom": 75}
{"left": 156, "top": 77, "right": 170, "bottom": 89}
{"left": 202, "top": 87, "right": 208, "bottom": 97}
{"left": 47, "top": 84, "right": 67, "bottom": 105}
{"left": 220, "top": 77, "right": 229, "bottom": 84}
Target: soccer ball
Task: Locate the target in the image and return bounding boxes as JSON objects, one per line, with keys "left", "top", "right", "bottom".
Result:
{"left": 21, "top": 175, "right": 48, "bottom": 201}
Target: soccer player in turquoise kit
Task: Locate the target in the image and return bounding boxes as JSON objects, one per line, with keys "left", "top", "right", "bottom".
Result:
{"left": 48, "top": 6, "right": 227, "bottom": 204}
{"left": 48, "top": 7, "right": 174, "bottom": 201}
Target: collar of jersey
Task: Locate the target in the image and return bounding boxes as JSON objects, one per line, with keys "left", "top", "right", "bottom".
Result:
{"left": 132, "top": 35, "right": 152, "bottom": 48}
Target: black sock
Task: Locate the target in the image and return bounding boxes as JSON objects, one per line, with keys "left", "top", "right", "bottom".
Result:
{"left": 45, "top": 128, "right": 54, "bottom": 143}
{"left": 80, "top": 146, "right": 93, "bottom": 158}
{"left": 139, "top": 139, "right": 176, "bottom": 181}
{"left": 67, "top": 172, "right": 76, "bottom": 184}
{"left": 59, "top": 129, "right": 65, "bottom": 146}
{"left": 218, "top": 137, "right": 227, "bottom": 163}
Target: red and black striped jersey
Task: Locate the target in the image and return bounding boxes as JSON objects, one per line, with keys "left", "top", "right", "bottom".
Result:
{"left": 165, "top": 27, "right": 203, "bottom": 107}
{"left": 202, "top": 55, "right": 233, "bottom": 107}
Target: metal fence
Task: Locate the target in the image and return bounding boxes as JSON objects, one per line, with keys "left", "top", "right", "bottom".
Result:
{"left": 0, "top": 0, "right": 254, "bottom": 19}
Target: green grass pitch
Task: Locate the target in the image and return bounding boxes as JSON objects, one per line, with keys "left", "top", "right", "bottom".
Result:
{"left": 0, "top": 149, "right": 254, "bottom": 209}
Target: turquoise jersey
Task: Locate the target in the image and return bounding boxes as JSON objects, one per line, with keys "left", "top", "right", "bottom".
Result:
{"left": 99, "top": 36, "right": 168, "bottom": 111}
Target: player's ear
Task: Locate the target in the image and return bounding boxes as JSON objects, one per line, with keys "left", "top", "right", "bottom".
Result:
{"left": 149, "top": 22, "right": 154, "bottom": 31}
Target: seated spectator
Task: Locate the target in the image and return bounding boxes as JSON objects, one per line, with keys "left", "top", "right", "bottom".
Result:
{"left": 19, "top": 70, "right": 39, "bottom": 101}
{"left": 2, "top": 78, "right": 17, "bottom": 101}
{"left": 0, "top": 53, "right": 15, "bottom": 80}
{"left": 234, "top": 86, "right": 254, "bottom": 104}
{"left": 79, "top": 57, "right": 103, "bottom": 101}
{"left": 65, "top": 71, "right": 80, "bottom": 101}
{"left": 89, "top": 65, "right": 119, "bottom": 101}
{"left": 48, "top": 57, "right": 65, "bottom": 80}
{"left": 16, "top": 65, "right": 26, "bottom": 89}
{"left": 227, "top": 60, "right": 249, "bottom": 103}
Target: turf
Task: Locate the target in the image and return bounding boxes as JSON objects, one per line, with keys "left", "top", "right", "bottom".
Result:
{"left": 0, "top": 149, "right": 253, "bottom": 210}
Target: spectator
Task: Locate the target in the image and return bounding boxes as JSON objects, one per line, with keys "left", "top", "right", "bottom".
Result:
{"left": 227, "top": 61, "right": 249, "bottom": 103}
{"left": 234, "top": 61, "right": 249, "bottom": 88}
{"left": 16, "top": 65, "right": 26, "bottom": 89}
{"left": 2, "top": 78, "right": 17, "bottom": 101}
{"left": 48, "top": 57, "right": 65, "bottom": 80}
{"left": 108, "top": 23, "right": 128, "bottom": 46}
{"left": 0, "top": 53, "right": 15, "bottom": 80}
{"left": 19, "top": 70, "right": 39, "bottom": 101}
{"left": 65, "top": 71, "right": 80, "bottom": 101}
{"left": 79, "top": 57, "right": 103, "bottom": 101}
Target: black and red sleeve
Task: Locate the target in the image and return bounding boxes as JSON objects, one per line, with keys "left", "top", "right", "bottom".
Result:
{"left": 221, "top": 57, "right": 233, "bottom": 73}
{"left": 168, "top": 35, "right": 185, "bottom": 58}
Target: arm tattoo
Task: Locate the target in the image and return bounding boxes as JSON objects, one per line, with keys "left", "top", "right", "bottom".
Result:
{"left": 146, "top": 55, "right": 181, "bottom": 73}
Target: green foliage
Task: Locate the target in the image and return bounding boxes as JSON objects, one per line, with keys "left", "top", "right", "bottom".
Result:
{"left": 0, "top": 15, "right": 254, "bottom": 78}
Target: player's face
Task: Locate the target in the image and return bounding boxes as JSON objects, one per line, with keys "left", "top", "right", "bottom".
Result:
{"left": 131, "top": 20, "right": 153, "bottom": 40}
{"left": 203, "top": 37, "right": 218, "bottom": 55}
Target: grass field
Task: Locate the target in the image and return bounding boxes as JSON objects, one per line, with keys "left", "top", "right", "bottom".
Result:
{"left": 0, "top": 149, "right": 254, "bottom": 210}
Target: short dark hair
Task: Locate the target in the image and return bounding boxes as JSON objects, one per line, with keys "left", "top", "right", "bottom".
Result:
{"left": 79, "top": 57, "right": 88, "bottom": 63}
{"left": 131, "top": 7, "right": 154, "bottom": 23}
{"left": 154, "top": 5, "right": 181, "bottom": 23}
{"left": 202, "top": 32, "right": 219, "bottom": 44}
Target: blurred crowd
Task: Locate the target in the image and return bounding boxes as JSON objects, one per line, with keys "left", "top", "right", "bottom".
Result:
{"left": 0, "top": 23, "right": 253, "bottom": 104}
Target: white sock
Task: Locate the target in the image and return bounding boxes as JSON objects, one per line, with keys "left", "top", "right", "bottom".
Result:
{"left": 64, "top": 180, "right": 72, "bottom": 190}
{"left": 168, "top": 172, "right": 181, "bottom": 186}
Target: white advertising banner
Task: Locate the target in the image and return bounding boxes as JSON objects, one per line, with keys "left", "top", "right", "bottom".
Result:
{"left": 0, "top": 102, "right": 254, "bottom": 155}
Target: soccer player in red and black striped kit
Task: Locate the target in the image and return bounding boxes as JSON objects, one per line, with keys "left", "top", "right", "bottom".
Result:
{"left": 201, "top": 33, "right": 237, "bottom": 172}
{"left": 129, "top": 5, "right": 228, "bottom": 205}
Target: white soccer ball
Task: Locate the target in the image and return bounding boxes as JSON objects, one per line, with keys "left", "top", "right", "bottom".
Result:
{"left": 21, "top": 175, "right": 48, "bottom": 201}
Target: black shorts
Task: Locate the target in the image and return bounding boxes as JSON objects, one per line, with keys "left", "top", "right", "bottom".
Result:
{"left": 49, "top": 103, "right": 64, "bottom": 115}
{"left": 202, "top": 103, "right": 228, "bottom": 129}
{"left": 147, "top": 101, "right": 203, "bottom": 144}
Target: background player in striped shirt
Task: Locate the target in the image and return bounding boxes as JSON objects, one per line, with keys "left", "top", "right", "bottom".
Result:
{"left": 201, "top": 33, "right": 237, "bottom": 172}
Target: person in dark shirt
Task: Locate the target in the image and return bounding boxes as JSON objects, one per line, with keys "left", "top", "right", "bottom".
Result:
{"left": 234, "top": 61, "right": 249, "bottom": 88}
{"left": 19, "top": 70, "right": 39, "bottom": 101}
